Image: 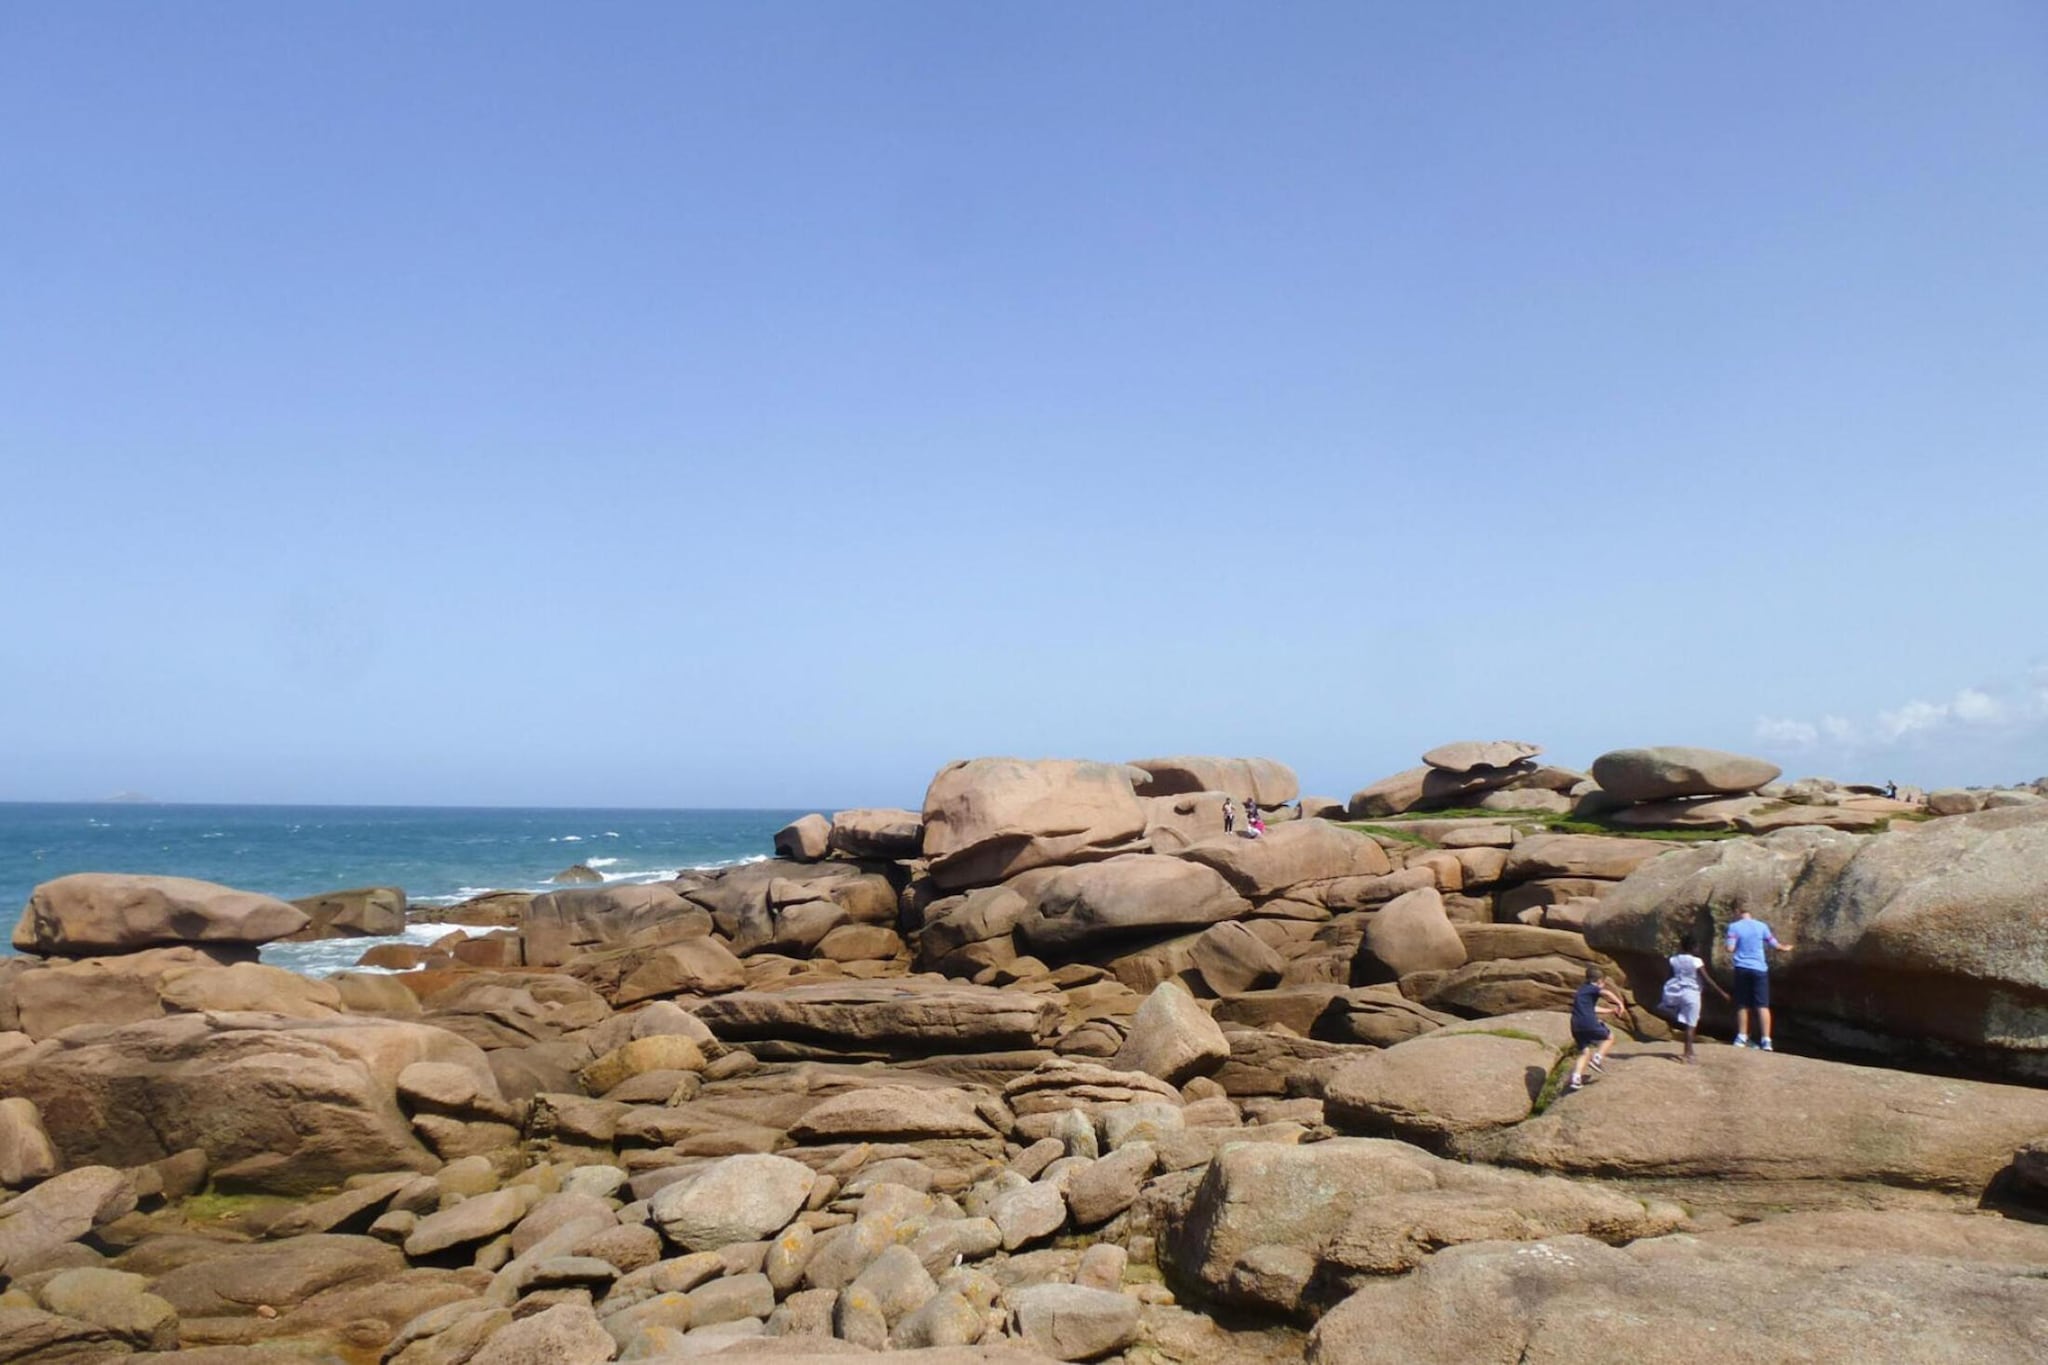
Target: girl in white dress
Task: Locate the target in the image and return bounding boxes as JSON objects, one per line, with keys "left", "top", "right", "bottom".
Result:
{"left": 1659, "top": 937, "right": 1732, "bottom": 1064}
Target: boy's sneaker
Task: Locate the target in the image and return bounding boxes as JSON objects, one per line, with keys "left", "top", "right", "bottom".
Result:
{"left": 1588, "top": 1056, "right": 1604, "bottom": 1074}
{"left": 1759, "top": 1038, "right": 1774, "bottom": 1052}
{"left": 1565, "top": 1075, "right": 1583, "bottom": 1092}
{"left": 1733, "top": 1035, "right": 1750, "bottom": 1049}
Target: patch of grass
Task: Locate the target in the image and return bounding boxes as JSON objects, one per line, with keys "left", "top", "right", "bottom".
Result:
{"left": 1456, "top": 1027, "right": 1548, "bottom": 1046}
{"left": 1341, "top": 822, "right": 1437, "bottom": 847}
{"left": 175, "top": 1190, "right": 290, "bottom": 1225}
{"left": 1542, "top": 820, "right": 1742, "bottom": 842}
{"left": 1529, "top": 1055, "right": 1578, "bottom": 1115}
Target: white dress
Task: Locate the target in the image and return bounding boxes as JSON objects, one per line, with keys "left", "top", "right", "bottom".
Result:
{"left": 1660, "top": 953, "right": 1705, "bottom": 1027}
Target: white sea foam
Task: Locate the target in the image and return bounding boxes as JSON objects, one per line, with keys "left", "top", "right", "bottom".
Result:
{"left": 603, "top": 831, "right": 621, "bottom": 838}
{"left": 553, "top": 834, "right": 584, "bottom": 843}
{"left": 586, "top": 857, "right": 620, "bottom": 868}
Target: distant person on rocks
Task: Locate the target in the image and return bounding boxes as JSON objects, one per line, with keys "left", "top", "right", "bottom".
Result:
{"left": 1247, "top": 803, "right": 1266, "bottom": 838}
{"left": 1223, "top": 798, "right": 1237, "bottom": 835}
{"left": 1659, "top": 937, "right": 1731, "bottom": 1064}
{"left": 1725, "top": 907, "right": 1793, "bottom": 1051}
{"left": 1885, "top": 779, "right": 1898, "bottom": 799}
{"left": 1566, "top": 965, "right": 1630, "bottom": 1092}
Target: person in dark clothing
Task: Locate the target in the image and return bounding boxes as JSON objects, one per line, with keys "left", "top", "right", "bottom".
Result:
{"left": 1566, "top": 965, "right": 1630, "bottom": 1092}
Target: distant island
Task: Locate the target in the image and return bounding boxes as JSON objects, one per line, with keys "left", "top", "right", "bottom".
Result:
{"left": 100, "top": 791, "right": 158, "bottom": 804}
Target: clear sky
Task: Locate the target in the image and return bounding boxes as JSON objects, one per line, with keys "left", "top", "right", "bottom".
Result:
{"left": 3, "top": 3, "right": 2045, "bottom": 808}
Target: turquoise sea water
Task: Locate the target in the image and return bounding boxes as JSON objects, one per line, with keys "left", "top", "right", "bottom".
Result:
{"left": 0, "top": 802, "right": 805, "bottom": 974}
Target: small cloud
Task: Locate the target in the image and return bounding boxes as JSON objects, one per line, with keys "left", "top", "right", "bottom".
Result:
{"left": 1952, "top": 688, "right": 2004, "bottom": 724}
{"left": 1754, "top": 716, "right": 1818, "bottom": 748}
{"left": 1876, "top": 698, "right": 1952, "bottom": 743}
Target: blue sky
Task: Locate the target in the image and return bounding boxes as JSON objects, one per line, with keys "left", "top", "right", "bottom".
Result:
{"left": 3, "top": 3, "right": 2045, "bottom": 807}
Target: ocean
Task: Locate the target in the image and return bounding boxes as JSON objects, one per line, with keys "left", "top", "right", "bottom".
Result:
{"left": 0, "top": 803, "right": 807, "bottom": 976}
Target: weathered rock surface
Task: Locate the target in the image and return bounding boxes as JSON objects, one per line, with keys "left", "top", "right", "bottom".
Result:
{"left": 1176, "top": 822, "right": 1391, "bottom": 899}
{"left": 1109, "top": 981, "right": 1229, "bottom": 1085}
{"left": 1127, "top": 756, "right": 1300, "bottom": 807}
{"left": 1590, "top": 746, "right": 1782, "bottom": 803}
{"left": 1586, "top": 808, "right": 2048, "bottom": 1080}
{"left": 696, "top": 981, "right": 1062, "bottom": 1055}
{"left": 651, "top": 1153, "right": 818, "bottom": 1251}
{"left": 921, "top": 758, "right": 1151, "bottom": 890}
{"left": 287, "top": 886, "right": 406, "bottom": 940}
{"left": 1308, "top": 1215, "right": 2048, "bottom": 1365}
{"left": 1464, "top": 1042, "right": 2048, "bottom": 1191}
{"left": 1011, "top": 855, "right": 1249, "bottom": 955}
{"left": 0, "top": 1012, "right": 493, "bottom": 1191}
{"left": 1325, "top": 1030, "right": 1553, "bottom": 1149}
{"left": 1422, "top": 740, "right": 1541, "bottom": 772}
{"left": 829, "top": 807, "right": 926, "bottom": 860}
{"left": 13, "top": 874, "right": 308, "bottom": 955}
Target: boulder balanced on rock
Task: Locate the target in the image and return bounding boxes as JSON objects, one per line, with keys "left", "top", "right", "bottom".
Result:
{"left": 13, "top": 874, "right": 308, "bottom": 956}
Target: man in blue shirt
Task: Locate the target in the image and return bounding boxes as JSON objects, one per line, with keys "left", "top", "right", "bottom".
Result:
{"left": 1725, "top": 908, "right": 1793, "bottom": 1051}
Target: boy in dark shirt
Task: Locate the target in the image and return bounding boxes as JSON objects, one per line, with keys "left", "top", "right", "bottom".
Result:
{"left": 1566, "top": 965, "right": 1630, "bottom": 1093}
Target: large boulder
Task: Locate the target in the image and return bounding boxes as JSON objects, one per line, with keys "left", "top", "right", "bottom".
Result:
{"left": 0, "top": 1012, "right": 499, "bottom": 1192}
{"left": 1324, "top": 1030, "right": 1552, "bottom": 1149}
{"left": 1109, "top": 981, "right": 1229, "bottom": 1084}
{"left": 774, "top": 813, "right": 833, "bottom": 862}
{"left": 1163, "top": 1138, "right": 1678, "bottom": 1316}
{"left": 1308, "top": 1214, "right": 2048, "bottom": 1365}
{"left": 156, "top": 961, "right": 343, "bottom": 1018}
{"left": 1502, "top": 834, "right": 1675, "bottom": 882}
{"left": 650, "top": 1153, "right": 817, "bottom": 1252}
{"left": 0, "top": 946, "right": 233, "bottom": 1039}
{"left": 520, "top": 883, "right": 703, "bottom": 967}
{"left": 1463, "top": 1041, "right": 2048, "bottom": 1192}
{"left": 1175, "top": 822, "right": 1391, "bottom": 899}
{"left": 1585, "top": 808, "right": 2048, "bottom": 1080}
{"left": 695, "top": 981, "right": 1063, "bottom": 1056}
{"left": 920, "top": 758, "right": 1151, "bottom": 890}
{"left": 1422, "top": 741, "right": 1541, "bottom": 772}
{"left": 1011, "top": 855, "right": 1249, "bottom": 955}
{"left": 12, "top": 875, "right": 308, "bottom": 956}
{"left": 1127, "top": 757, "right": 1300, "bottom": 807}
{"left": 286, "top": 886, "right": 406, "bottom": 940}
{"left": 828, "top": 807, "right": 925, "bottom": 860}
{"left": 1590, "top": 746, "right": 1782, "bottom": 804}
{"left": 1359, "top": 888, "right": 1466, "bottom": 981}
{"left": 0, "top": 1166, "right": 136, "bottom": 1275}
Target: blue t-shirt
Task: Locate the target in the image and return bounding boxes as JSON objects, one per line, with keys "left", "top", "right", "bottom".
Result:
{"left": 1571, "top": 981, "right": 1604, "bottom": 1031}
{"left": 1726, "top": 918, "right": 1778, "bottom": 971}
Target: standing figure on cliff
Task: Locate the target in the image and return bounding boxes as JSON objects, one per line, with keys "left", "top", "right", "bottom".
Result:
{"left": 1659, "top": 937, "right": 1731, "bottom": 1064}
{"left": 1726, "top": 907, "right": 1794, "bottom": 1051}
{"left": 1565, "top": 965, "right": 1630, "bottom": 1092}
{"left": 1247, "top": 802, "right": 1266, "bottom": 838}
{"left": 1222, "top": 798, "right": 1236, "bottom": 835}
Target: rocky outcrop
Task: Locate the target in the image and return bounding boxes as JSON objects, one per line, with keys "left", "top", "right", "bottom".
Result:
{"left": 1464, "top": 1041, "right": 2048, "bottom": 1192}
{"left": 1010, "top": 856, "right": 1249, "bottom": 955}
{"left": 12, "top": 874, "right": 308, "bottom": 956}
{"left": 921, "top": 758, "right": 1151, "bottom": 890}
{"left": 1308, "top": 1214, "right": 2048, "bottom": 1365}
{"left": 1585, "top": 807, "right": 2048, "bottom": 1080}
{"left": 0, "top": 1012, "right": 499, "bottom": 1192}
{"left": 288, "top": 885, "right": 407, "bottom": 939}
{"left": 695, "top": 981, "right": 1063, "bottom": 1056}
{"left": 1127, "top": 757, "right": 1300, "bottom": 807}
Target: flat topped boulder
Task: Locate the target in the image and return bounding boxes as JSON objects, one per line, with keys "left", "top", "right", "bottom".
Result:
{"left": 1127, "top": 757, "right": 1300, "bottom": 806}
{"left": 693, "top": 980, "right": 1063, "bottom": 1053}
{"left": 826, "top": 807, "right": 924, "bottom": 859}
{"left": 1590, "top": 746, "right": 1781, "bottom": 804}
{"left": 13, "top": 874, "right": 308, "bottom": 957}
{"left": 1422, "top": 740, "right": 1542, "bottom": 773}
{"left": 920, "top": 758, "right": 1150, "bottom": 890}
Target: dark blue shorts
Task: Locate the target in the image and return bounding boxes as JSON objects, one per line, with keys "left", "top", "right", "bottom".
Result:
{"left": 1733, "top": 967, "right": 1770, "bottom": 1010}
{"left": 1572, "top": 1025, "right": 1611, "bottom": 1049}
